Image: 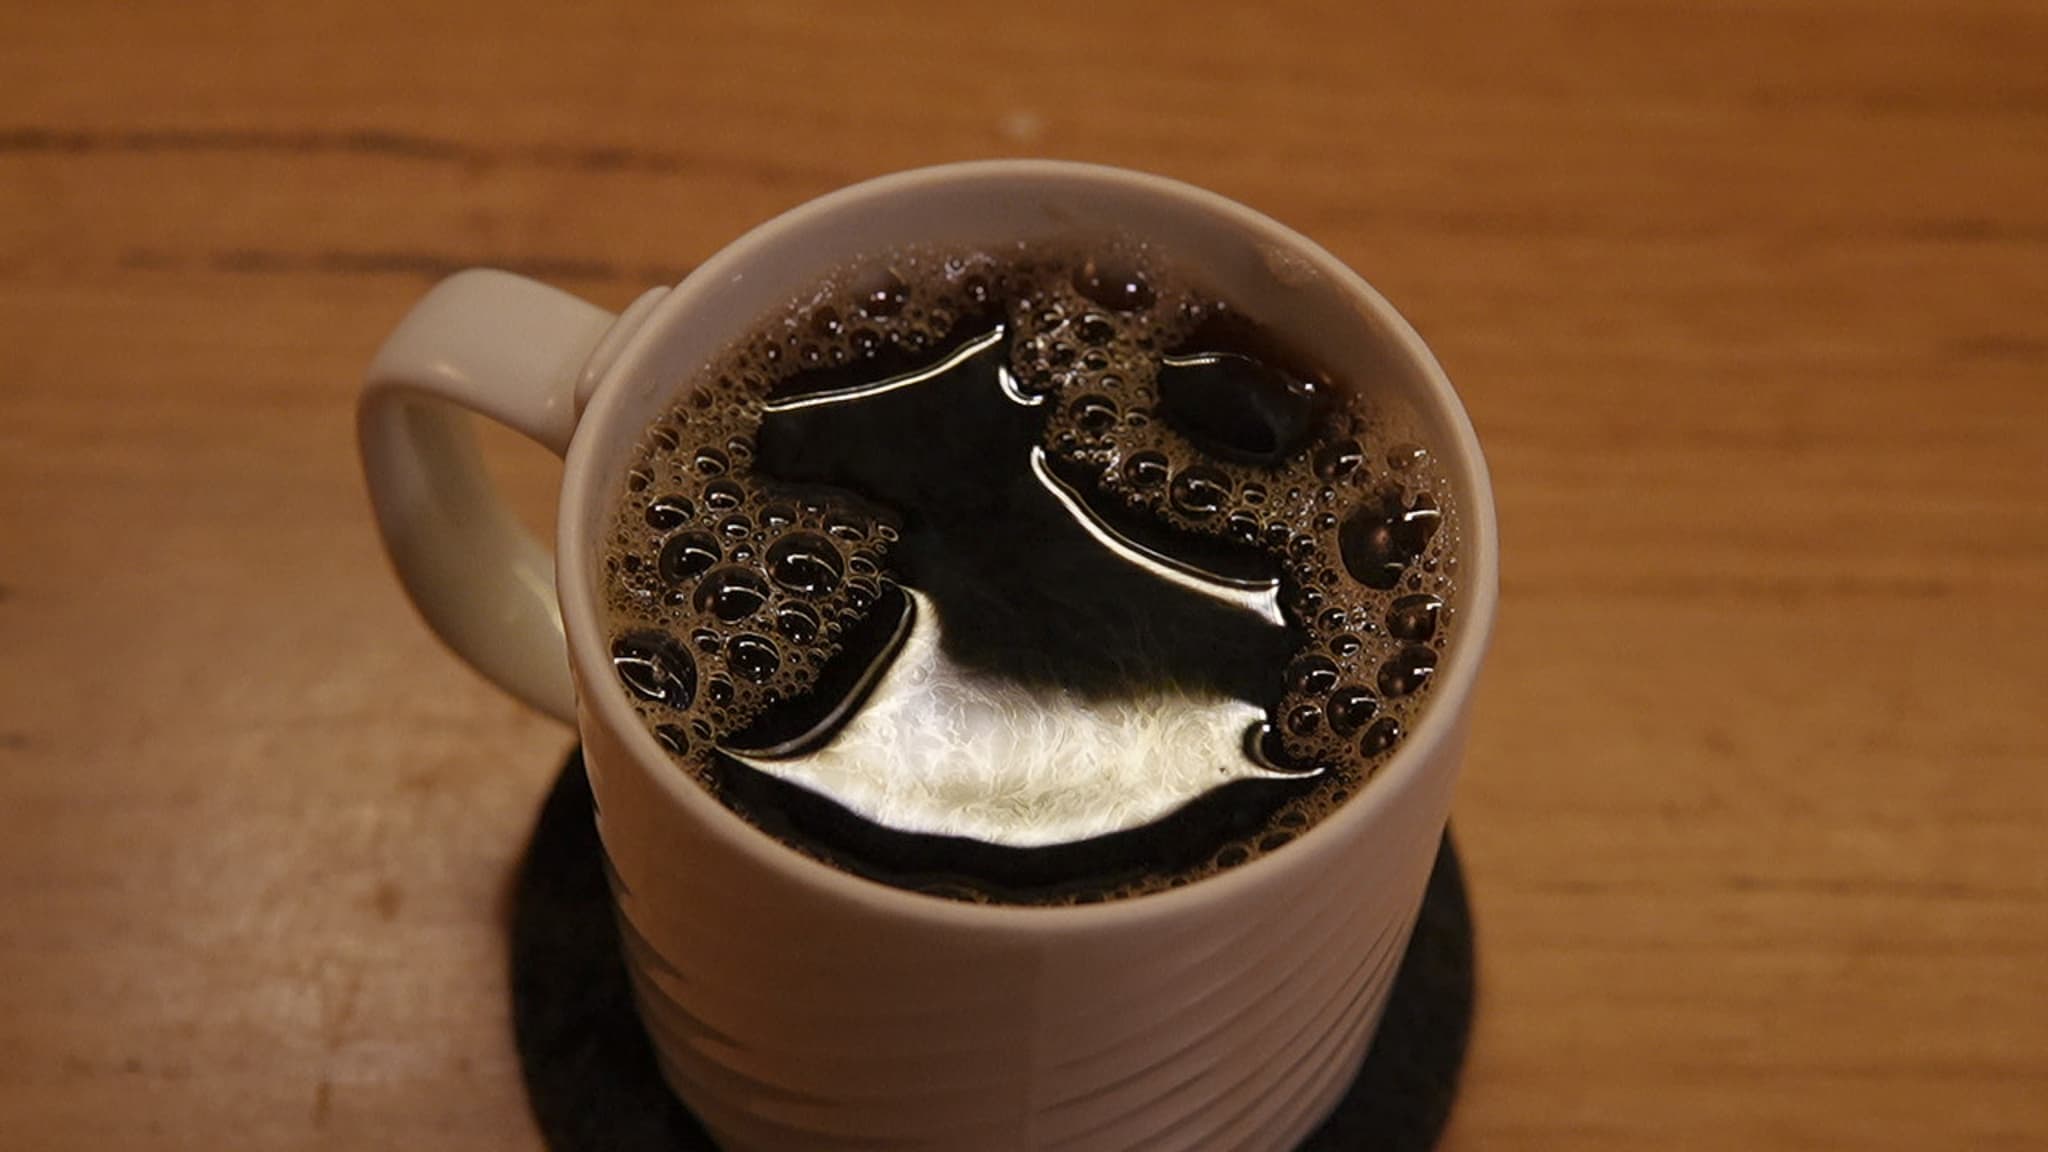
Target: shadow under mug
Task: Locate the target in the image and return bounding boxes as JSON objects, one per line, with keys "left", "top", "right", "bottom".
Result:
{"left": 359, "top": 160, "right": 1498, "bottom": 1152}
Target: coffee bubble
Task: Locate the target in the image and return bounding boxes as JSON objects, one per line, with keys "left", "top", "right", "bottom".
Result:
{"left": 694, "top": 567, "right": 769, "bottom": 623}
{"left": 658, "top": 531, "right": 721, "bottom": 585}
{"left": 1386, "top": 593, "right": 1443, "bottom": 642}
{"left": 767, "top": 531, "right": 844, "bottom": 595}
{"left": 611, "top": 631, "right": 696, "bottom": 710}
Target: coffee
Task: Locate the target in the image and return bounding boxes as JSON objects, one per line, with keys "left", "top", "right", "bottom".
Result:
{"left": 601, "top": 242, "right": 1460, "bottom": 903}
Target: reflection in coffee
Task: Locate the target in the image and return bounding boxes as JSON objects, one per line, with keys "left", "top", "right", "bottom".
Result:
{"left": 601, "top": 243, "right": 1459, "bottom": 903}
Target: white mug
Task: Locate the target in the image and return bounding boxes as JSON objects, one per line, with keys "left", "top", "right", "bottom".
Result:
{"left": 359, "top": 160, "right": 1498, "bottom": 1151}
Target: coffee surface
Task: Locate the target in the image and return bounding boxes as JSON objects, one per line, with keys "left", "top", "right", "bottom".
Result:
{"left": 601, "top": 242, "right": 1460, "bottom": 903}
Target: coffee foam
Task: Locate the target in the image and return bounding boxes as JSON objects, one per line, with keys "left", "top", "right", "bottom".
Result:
{"left": 602, "top": 240, "right": 1460, "bottom": 903}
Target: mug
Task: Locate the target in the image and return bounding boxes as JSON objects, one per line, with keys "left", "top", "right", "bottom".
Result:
{"left": 359, "top": 160, "right": 1498, "bottom": 1151}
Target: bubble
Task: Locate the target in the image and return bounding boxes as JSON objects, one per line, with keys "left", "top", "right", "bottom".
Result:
{"left": 693, "top": 566, "right": 769, "bottom": 623}
{"left": 1240, "top": 482, "right": 1266, "bottom": 505}
{"left": 1289, "top": 654, "right": 1340, "bottom": 696}
{"left": 1387, "top": 593, "right": 1443, "bottom": 642}
{"left": 1330, "top": 633, "right": 1362, "bottom": 657}
{"left": 810, "top": 305, "right": 842, "bottom": 338}
{"left": 1076, "top": 314, "right": 1117, "bottom": 345}
{"left": 693, "top": 447, "right": 729, "bottom": 476}
{"left": 1377, "top": 645, "right": 1438, "bottom": 697}
{"left": 1169, "top": 464, "right": 1231, "bottom": 518}
{"left": 728, "top": 634, "right": 781, "bottom": 683}
{"left": 653, "top": 724, "right": 690, "bottom": 755}
{"left": 707, "top": 676, "right": 735, "bottom": 707}
{"left": 1359, "top": 716, "right": 1403, "bottom": 756}
{"left": 620, "top": 554, "right": 642, "bottom": 573}
{"left": 1314, "top": 438, "right": 1365, "bottom": 480}
{"left": 1225, "top": 511, "right": 1261, "bottom": 544}
{"left": 1326, "top": 687, "right": 1379, "bottom": 736}
{"left": 610, "top": 631, "right": 696, "bottom": 709}
{"left": 1070, "top": 393, "right": 1120, "bottom": 436}
{"left": 1318, "top": 608, "right": 1348, "bottom": 632}
{"left": 703, "top": 479, "right": 745, "bottom": 512}
{"left": 775, "top": 602, "right": 820, "bottom": 645}
{"left": 625, "top": 468, "right": 652, "bottom": 493}
{"left": 767, "top": 531, "right": 844, "bottom": 595}
{"left": 647, "top": 425, "right": 679, "bottom": 453}
{"left": 658, "top": 531, "right": 721, "bottom": 585}
{"left": 1294, "top": 584, "right": 1324, "bottom": 616}
{"left": 825, "top": 514, "right": 867, "bottom": 542}
{"left": 1389, "top": 443, "right": 1429, "bottom": 470}
{"left": 645, "top": 496, "right": 695, "bottom": 531}
{"left": 717, "top": 514, "right": 754, "bottom": 541}
{"left": 726, "top": 435, "right": 754, "bottom": 462}
{"left": 1072, "top": 258, "right": 1155, "bottom": 312}
{"left": 1157, "top": 352, "right": 1317, "bottom": 465}
{"left": 1338, "top": 495, "right": 1413, "bottom": 591}
{"left": 844, "top": 578, "right": 879, "bottom": 613}
{"left": 856, "top": 269, "right": 910, "bottom": 317}
{"left": 761, "top": 503, "right": 797, "bottom": 532}
{"left": 1285, "top": 704, "right": 1323, "bottom": 736}
{"left": 1394, "top": 493, "right": 1442, "bottom": 555}
{"left": 1124, "top": 451, "right": 1170, "bottom": 488}
{"left": 690, "top": 627, "right": 720, "bottom": 653}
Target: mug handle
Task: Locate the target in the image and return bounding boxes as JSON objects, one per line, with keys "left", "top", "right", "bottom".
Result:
{"left": 358, "top": 269, "right": 622, "bottom": 724}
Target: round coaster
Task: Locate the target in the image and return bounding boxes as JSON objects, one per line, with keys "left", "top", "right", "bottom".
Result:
{"left": 512, "top": 749, "right": 1474, "bottom": 1151}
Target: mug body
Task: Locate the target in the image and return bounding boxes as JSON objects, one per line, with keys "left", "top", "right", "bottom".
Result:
{"left": 555, "top": 161, "right": 1499, "bottom": 1151}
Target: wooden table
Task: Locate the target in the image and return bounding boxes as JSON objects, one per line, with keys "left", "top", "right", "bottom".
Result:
{"left": 4, "top": 2, "right": 2043, "bottom": 1148}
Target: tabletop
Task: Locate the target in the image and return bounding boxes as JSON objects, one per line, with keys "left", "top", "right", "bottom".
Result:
{"left": 4, "top": 1, "right": 2045, "bottom": 1149}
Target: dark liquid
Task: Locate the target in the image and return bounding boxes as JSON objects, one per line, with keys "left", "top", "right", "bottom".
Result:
{"left": 602, "top": 244, "right": 1459, "bottom": 904}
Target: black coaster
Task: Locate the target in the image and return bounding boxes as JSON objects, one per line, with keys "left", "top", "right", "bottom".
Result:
{"left": 512, "top": 749, "right": 1474, "bottom": 1151}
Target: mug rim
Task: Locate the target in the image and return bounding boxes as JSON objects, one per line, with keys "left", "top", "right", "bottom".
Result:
{"left": 559, "top": 159, "right": 1498, "bottom": 931}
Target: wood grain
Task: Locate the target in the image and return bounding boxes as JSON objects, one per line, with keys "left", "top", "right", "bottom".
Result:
{"left": 2, "top": 1, "right": 2043, "bottom": 1148}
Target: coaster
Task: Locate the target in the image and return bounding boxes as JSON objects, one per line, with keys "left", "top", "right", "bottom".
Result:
{"left": 512, "top": 749, "right": 1474, "bottom": 1151}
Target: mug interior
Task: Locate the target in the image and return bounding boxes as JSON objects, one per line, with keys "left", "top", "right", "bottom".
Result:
{"left": 559, "top": 160, "right": 1498, "bottom": 925}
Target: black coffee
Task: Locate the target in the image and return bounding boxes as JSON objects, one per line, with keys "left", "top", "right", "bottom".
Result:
{"left": 602, "top": 242, "right": 1459, "bottom": 904}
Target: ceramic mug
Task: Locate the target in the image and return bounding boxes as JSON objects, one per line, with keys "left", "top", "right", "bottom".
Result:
{"left": 359, "top": 160, "right": 1497, "bottom": 1151}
